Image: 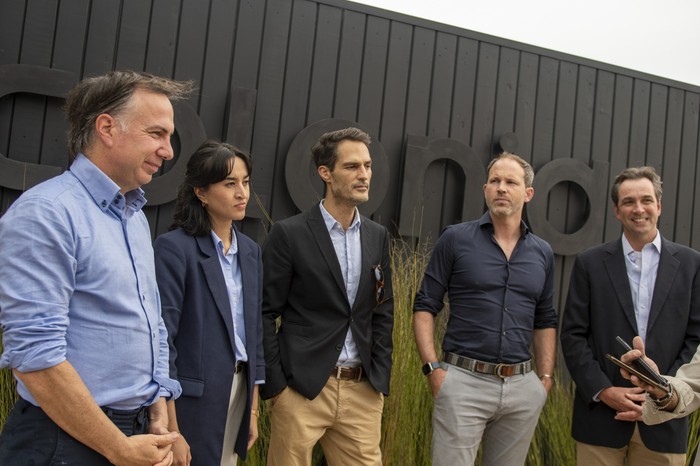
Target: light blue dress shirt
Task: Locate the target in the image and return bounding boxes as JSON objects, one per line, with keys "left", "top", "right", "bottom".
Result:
{"left": 621, "top": 232, "right": 661, "bottom": 343}
{"left": 212, "top": 228, "right": 265, "bottom": 385}
{"left": 211, "top": 228, "right": 248, "bottom": 363}
{"left": 319, "top": 200, "right": 362, "bottom": 366}
{"left": 0, "top": 154, "right": 181, "bottom": 409}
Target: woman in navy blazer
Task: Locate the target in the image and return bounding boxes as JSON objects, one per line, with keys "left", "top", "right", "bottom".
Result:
{"left": 154, "top": 140, "right": 264, "bottom": 465}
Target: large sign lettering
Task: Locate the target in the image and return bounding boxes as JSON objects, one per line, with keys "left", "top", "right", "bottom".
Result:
{"left": 1, "top": 66, "right": 608, "bottom": 255}
{"left": 0, "top": 65, "right": 73, "bottom": 190}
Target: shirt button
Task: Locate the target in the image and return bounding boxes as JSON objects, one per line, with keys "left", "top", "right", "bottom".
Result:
{"left": 101, "top": 200, "right": 107, "bottom": 207}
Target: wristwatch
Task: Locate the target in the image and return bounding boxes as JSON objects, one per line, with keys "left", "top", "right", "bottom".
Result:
{"left": 422, "top": 361, "right": 443, "bottom": 375}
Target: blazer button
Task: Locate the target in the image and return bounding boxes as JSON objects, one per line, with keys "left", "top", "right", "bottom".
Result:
{"left": 335, "top": 344, "right": 342, "bottom": 351}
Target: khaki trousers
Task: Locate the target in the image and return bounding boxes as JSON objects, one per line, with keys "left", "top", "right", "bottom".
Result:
{"left": 266, "top": 376, "right": 384, "bottom": 466}
{"left": 576, "top": 424, "right": 686, "bottom": 466}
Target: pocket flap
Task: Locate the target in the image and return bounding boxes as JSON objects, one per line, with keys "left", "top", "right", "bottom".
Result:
{"left": 179, "top": 377, "right": 204, "bottom": 397}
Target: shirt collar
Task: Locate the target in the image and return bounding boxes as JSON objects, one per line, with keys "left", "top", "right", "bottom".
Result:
{"left": 70, "top": 154, "right": 147, "bottom": 213}
{"left": 319, "top": 200, "right": 361, "bottom": 232}
{"left": 478, "top": 211, "right": 530, "bottom": 236}
{"left": 621, "top": 231, "right": 661, "bottom": 256}
{"left": 211, "top": 226, "right": 238, "bottom": 256}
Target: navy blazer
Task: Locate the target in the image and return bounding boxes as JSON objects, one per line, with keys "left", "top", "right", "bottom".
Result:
{"left": 261, "top": 205, "right": 394, "bottom": 400}
{"left": 561, "top": 236, "right": 700, "bottom": 453}
{"left": 154, "top": 227, "right": 264, "bottom": 462}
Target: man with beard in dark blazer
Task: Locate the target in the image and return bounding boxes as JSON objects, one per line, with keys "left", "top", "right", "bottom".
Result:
{"left": 261, "top": 127, "right": 393, "bottom": 466}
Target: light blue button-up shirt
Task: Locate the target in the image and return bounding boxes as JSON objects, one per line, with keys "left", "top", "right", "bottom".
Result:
{"left": 212, "top": 228, "right": 248, "bottom": 363}
{"left": 212, "top": 228, "right": 265, "bottom": 384}
{"left": 622, "top": 233, "right": 661, "bottom": 343}
{"left": 319, "top": 200, "right": 362, "bottom": 366}
{"left": 0, "top": 154, "right": 181, "bottom": 409}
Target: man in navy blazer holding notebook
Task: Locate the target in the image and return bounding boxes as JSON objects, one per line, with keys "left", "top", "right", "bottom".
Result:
{"left": 561, "top": 166, "right": 700, "bottom": 466}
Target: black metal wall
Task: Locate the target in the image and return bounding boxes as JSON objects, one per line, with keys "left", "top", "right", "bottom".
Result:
{"left": 3, "top": 0, "right": 700, "bottom": 314}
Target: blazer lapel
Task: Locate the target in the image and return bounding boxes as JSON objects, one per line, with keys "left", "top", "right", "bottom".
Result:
{"left": 236, "top": 228, "right": 258, "bottom": 355}
{"left": 647, "top": 238, "right": 680, "bottom": 332}
{"left": 195, "top": 235, "right": 236, "bottom": 353}
{"left": 604, "top": 239, "right": 639, "bottom": 333}
{"left": 307, "top": 206, "right": 350, "bottom": 304}
{"left": 353, "top": 219, "right": 374, "bottom": 313}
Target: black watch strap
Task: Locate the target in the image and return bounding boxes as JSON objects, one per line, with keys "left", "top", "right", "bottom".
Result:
{"left": 422, "top": 361, "right": 442, "bottom": 375}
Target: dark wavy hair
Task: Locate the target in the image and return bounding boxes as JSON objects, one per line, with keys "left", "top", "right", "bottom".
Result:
{"left": 171, "top": 140, "right": 252, "bottom": 236}
{"left": 311, "top": 127, "right": 371, "bottom": 170}
{"left": 65, "top": 70, "right": 194, "bottom": 158}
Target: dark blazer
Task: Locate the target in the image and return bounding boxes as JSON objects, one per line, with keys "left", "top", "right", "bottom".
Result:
{"left": 154, "top": 227, "right": 264, "bottom": 462}
{"left": 560, "top": 236, "right": 700, "bottom": 453}
{"left": 260, "top": 205, "right": 393, "bottom": 400}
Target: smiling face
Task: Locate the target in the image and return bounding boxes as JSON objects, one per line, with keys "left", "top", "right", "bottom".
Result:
{"left": 196, "top": 155, "right": 250, "bottom": 224}
{"left": 614, "top": 177, "right": 661, "bottom": 250}
{"left": 483, "top": 157, "right": 534, "bottom": 219}
{"left": 104, "top": 89, "right": 175, "bottom": 193}
{"left": 318, "top": 139, "right": 372, "bottom": 207}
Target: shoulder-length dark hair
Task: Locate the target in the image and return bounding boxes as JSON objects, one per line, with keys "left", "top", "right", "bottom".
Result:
{"left": 171, "top": 140, "right": 252, "bottom": 236}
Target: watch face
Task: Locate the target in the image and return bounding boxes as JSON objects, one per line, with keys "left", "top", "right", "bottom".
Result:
{"left": 422, "top": 362, "right": 438, "bottom": 375}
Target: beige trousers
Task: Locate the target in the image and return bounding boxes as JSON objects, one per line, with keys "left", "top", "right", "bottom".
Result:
{"left": 266, "top": 376, "right": 384, "bottom": 466}
{"left": 576, "top": 424, "right": 686, "bottom": 466}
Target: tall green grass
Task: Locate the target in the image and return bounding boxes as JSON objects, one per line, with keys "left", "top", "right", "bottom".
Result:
{"left": 0, "top": 336, "right": 16, "bottom": 428}
{"left": 380, "top": 237, "right": 437, "bottom": 465}
{"left": 1, "top": 239, "right": 699, "bottom": 465}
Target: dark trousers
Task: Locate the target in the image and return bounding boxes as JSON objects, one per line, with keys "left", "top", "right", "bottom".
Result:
{"left": 0, "top": 398, "right": 149, "bottom": 465}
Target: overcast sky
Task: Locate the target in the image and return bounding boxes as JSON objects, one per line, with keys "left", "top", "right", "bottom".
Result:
{"left": 352, "top": 0, "right": 700, "bottom": 88}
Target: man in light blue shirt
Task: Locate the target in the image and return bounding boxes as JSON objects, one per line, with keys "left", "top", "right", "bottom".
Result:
{"left": 0, "top": 70, "right": 192, "bottom": 465}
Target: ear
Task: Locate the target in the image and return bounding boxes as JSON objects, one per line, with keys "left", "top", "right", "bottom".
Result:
{"left": 524, "top": 186, "right": 534, "bottom": 203}
{"left": 194, "top": 186, "right": 207, "bottom": 203}
{"left": 317, "top": 165, "right": 332, "bottom": 183}
{"left": 94, "top": 113, "right": 118, "bottom": 147}
{"left": 613, "top": 203, "right": 621, "bottom": 221}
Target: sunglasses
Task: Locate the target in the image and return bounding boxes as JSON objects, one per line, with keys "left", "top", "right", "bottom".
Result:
{"left": 372, "top": 264, "right": 385, "bottom": 305}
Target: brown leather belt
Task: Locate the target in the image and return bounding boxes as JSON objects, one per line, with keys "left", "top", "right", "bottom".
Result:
{"left": 332, "top": 365, "right": 364, "bottom": 381}
{"left": 443, "top": 352, "right": 532, "bottom": 379}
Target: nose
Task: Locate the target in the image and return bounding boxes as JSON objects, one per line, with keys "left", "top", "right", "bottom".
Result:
{"left": 160, "top": 136, "right": 175, "bottom": 160}
{"left": 358, "top": 165, "right": 370, "bottom": 180}
{"left": 497, "top": 181, "right": 507, "bottom": 192}
{"left": 233, "top": 183, "right": 248, "bottom": 199}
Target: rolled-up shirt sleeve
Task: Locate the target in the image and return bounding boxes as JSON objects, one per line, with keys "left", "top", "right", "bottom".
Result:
{"left": 155, "top": 304, "right": 182, "bottom": 400}
{"left": 0, "top": 197, "right": 73, "bottom": 373}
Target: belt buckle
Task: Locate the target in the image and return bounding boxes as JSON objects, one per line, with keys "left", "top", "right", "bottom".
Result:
{"left": 494, "top": 363, "right": 507, "bottom": 379}
{"left": 336, "top": 366, "right": 343, "bottom": 379}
